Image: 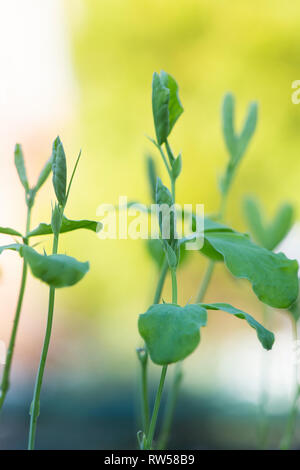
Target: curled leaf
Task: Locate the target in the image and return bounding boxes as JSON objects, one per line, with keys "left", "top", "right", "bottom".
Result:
{"left": 14, "top": 144, "right": 29, "bottom": 192}
{"left": 138, "top": 303, "right": 207, "bottom": 365}
{"left": 152, "top": 71, "right": 183, "bottom": 145}
{"left": 201, "top": 231, "right": 298, "bottom": 309}
{"left": 52, "top": 136, "right": 67, "bottom": 206}
{"left": 27, "top": 216, "right": 101, "bottom": 238}
{"left": 0, "top": 227, "right": 23, "bottom": 238}
{"left": 201, "top": 303, "right": 275, "bottom": 350}
{"left": 21, "top": 245, "right": 89, "bottom": 288}
{"left": 34, "top": 157, "right": 53, "bottom": 193}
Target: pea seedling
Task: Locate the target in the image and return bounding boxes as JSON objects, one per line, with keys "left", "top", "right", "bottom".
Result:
{"left": 0, "top": 137, "right": 101, "bottom": 450}
{"left": 134, "top": 71, "right": 299, "bottom": 450}
{"left": 243, "top": 197, "right": 298, "bottom": 449}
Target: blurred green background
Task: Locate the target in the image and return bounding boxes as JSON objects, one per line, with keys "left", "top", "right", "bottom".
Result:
{"left": 1, "top": 0, "right": 300, "bottom": 449}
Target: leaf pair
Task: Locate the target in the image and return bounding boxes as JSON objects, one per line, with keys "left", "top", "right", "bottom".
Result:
{"left": 220, "top": 94, "right": 258, "bottom": 194}
{"left": 139, "top": 302, "right": 274, "bottom": 365}
{"left": 0, "top": 244, "right": 89, "bottom": 288}
{"left": 152, "top": 71, "right": 184, "bottom": 145}
{"left": 14, "top": 144, "right": 52, "bottom": 207}
{"left": 243, "top": 197, "right": 294, "bottom": 251}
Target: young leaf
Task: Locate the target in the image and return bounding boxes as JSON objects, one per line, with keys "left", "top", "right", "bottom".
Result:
{"left": 152, "top": 71, "right": 183, "bottom": 145}
{"left": 27, "top": 216, "right": 102, "bottom": 238}
{"left": 244, "top": 197, "right": 294, "bottom": 251}
{"left": 20, "top": 245, "right": 89, "bottom": 288}
{"left": 152, "top": 72, "right": 170, "bottom": 145}
{"left": 146, "top": 239, "right": 188, "bottom": 269}
{"left": 222, "top": 94, "right": 236, "bottom": 161}
{"left": 51, "top": 204, "right": 62, "bottom": 236}
{"left": 52, "top": 137, "right": 67, "bottom": 206}
{"left": 238, "top": 102, "right": 258, "bottom": 160}
{"left": 0, "top": 227, "right": 23, "bottom": 237}
{"left": 201, "top": 303, "right": 275, "bottom": 350}
{"left": 222, "top": 94, "right": 258, "bottom": 163}
{"left": 34, "top": 157, "right": 53, "bottom": 193}
{"left": 146, "top": 155, "right": 157, "bottom": 203}
{"left": 0, "top": 244, "right": 22, "bottom": 255}
{"left": 171, "top": 153, "right": 182, "bottom": 180}
{"left": 201, "top": 231, "right": 298, "bottom": 308}
{"left": 159, "top": 71, "right": 184, "bottom": 136}
{"left": 243, "top": 197, "right": 266, "bottom": 247}
{"left": 138, "top": 303, "right": 207, "bottom": 365}
{"left": 14, "top": 144, "right": 29, "bottom": 192}
{"left": 266, "top": 203, "right": 294, "bottom": 251}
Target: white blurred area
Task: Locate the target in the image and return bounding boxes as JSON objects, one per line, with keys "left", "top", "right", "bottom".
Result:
{"left": 0, "top": 1, "right": 77, "bottom": 372}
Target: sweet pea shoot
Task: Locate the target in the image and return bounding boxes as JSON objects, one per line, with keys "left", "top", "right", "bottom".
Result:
{"left": 133, "top": 71, "right": 298, "bottom": 450}
{"left": 0, "top": 137, "right": 101, "bottom": 450}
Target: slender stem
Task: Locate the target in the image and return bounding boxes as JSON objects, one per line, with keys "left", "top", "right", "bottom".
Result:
{"left": 28, "top": 233, "right": 59, "bottom": 450}
{"left": 280, "top": 316, "right": 300, "bottom": 450}
{"left": 157, "top": 363, "right": 183, "bottom": 450}
{"left": 257, "top": 305, "right": 270, "bottom": 449}
{"left": 196, "top": 260, "right": 215, "bottom": 303}
{"left": 145, "top": 365, "right": 168, "bottom": 450}
{"left": 171, "top": 269, "right": 177, "bottom": 304}
{"left": 0, "top": 207, "right": 32, "bottom": 412}
{"left": 144, "top": 266, "right": 177, "bottom": 450}
{"left": 153, "top": 259, "right": 169, "bottom": 304}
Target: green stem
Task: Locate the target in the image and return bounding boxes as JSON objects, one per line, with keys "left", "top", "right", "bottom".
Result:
{"left": 144, "top": 267, "right": 177, "bottom": 450}
{"left": 196, "top": 260, "right": 215, "bottom": 303}
{"left": 157, "top": 362, "right": 183, "bottom": 450}
{"left": 257, "top": 305, "right": 270, "bottom": 449}
{"left": 153, "top": 259, "right": 169, "bottom": 304}
{"left": 280, "top": 316, "right": 300, "bottom": 450}
{"left": 0, "top": 207, "right": 32, "bottom": 412}
{"left": 28, "top": 232, "right": 59, "bottom": 450}
{"left": 171, "top": 269, "right": 177, "bottom": 304}
{"left": 145, "top": 365, "right": 168, "bottom": 450}
{"left": 137, "top": 258, "right": 169, "bottom": 443}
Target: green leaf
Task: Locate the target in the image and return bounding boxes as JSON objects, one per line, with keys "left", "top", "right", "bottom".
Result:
{"left": 146, "top": 155, "right": 157, "bottom": 203}
{"left": 0, "top": 227, "right": 23, "bottom": 237}
{"left": 34, "top": 157, "right": 52, "bottom": 193}
{"left": 171, "top": 153, "right": 182, "bottom": 180}
{"left": 222, "top": 94, "right": 258, "bottom": 163}
{"left": 20, "top": 245, "right": 89, "bottom": 288}
{"left": 201, "top": 303, "right": 275, "bottom": 350}
{"left": 14, "top": 144, "right": 29, "bottom": 192}
{"left": 160, "top": 71, "right": 184, "bottom": 136}
{"left": 201, "top": 231, "right": 298, "bottom": 308}
{"left": 244, "top": 197, "right": 294, "bottom": 251}
{"left": 0, "top": 244, "right": 22, "bottom": 255}
{"left": 243, "top": 197, "right": 266, "bottom": 247}
{"left": 27, "top": 216, "right": 101, "bottom": 238}
{"left": 52, "top": 136, "right": 67, "bottom": 206}
{"left": 138, "top": 303, "right": 207, "bottom": 365}
{"left": 221, "top": 94, "right": 258, "bottom": 195}
{"left": 146, "top": 239, "right": 188, "bottom": 269}
{"left": 152, "top": 72, "right": 170, "bottom": 145}
{"left": 152, "top": 71, "right": 183, "bottom": 145}
{"left": 267, "top": 203, "right": 294, "bottom": 251}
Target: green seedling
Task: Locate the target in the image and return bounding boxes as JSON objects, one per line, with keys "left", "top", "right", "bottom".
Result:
{"left": 0, "top": 137, "right": 101, "bottom": 450}
{"left": 0, "top": 145, "right": 52, "bottom": 412}
{"left": 243, "top": 196, "right": 298, "bottom": 450}
{"left": 133, "top": 71, "right": 298, "bottom": 450}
